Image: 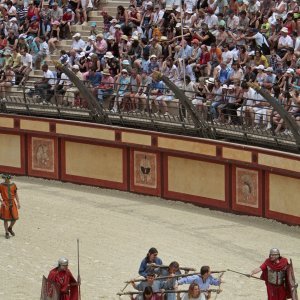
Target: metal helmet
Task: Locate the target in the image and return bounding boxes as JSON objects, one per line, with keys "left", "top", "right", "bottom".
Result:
{"left": 269, "top": 248, "right": 280, "bottom": 257}
{"left": 58, "top": 257, "right": 69, "bottom": 266}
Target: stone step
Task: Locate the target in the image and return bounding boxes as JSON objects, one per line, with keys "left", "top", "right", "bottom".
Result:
{"left": 59, "top": 40, "right": 73, "bottom": 46}
{"left": 89, "top": 16, "right": 107, "bottom": 22}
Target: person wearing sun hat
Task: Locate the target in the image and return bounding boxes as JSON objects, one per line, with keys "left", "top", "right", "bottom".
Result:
{"left": 97, "top": 68, "right": 114, "bottom": 103}
{"left": 71, "top": 32, "right": 86, "bottom": 53}
{"left": 0, "top": 174, "right": 20, "bottom": 239}
{"left": 277, "top": 27, "right": 294, "bottom": 58}
{"left": 111, "top": 68, "right": 130, "bottom": 112}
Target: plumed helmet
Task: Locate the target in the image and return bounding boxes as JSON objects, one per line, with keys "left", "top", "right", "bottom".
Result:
{"left": 269, "top": 248, "right": 280, "bottom": 256}
{"left": 58, "top": 257, "right": 69, "bottom": 266}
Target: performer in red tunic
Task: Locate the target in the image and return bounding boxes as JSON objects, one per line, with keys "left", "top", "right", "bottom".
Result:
{"left": 47, "top": 257, "right": 79, "bottom": 300}
{"left": 250, "top": 248, "right": 291, "bottom": 300}
{"left": 0, "top": 174, "right": 20, "bottom": 239}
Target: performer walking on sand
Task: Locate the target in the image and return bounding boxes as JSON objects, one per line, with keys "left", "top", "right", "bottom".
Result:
{"left": 47, "top": 257, "right": 79, "bottom": 300}
{"left": 0, "top": 174, "right": 20, "bottom": 239}
{"left": 250, "top": 248, "right": 290, "bottom": 300}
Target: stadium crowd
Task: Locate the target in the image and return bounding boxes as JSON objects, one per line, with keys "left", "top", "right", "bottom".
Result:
{"left": 0, "top": 0, "right": 299, "bottom": 133}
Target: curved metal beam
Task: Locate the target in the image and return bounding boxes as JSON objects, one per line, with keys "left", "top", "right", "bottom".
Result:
{"left": 152, "top": 71, "right": 215, "bottom": 139}
{"left": 249, "top": 83, "right": 300, "bottom": 151}
{"left": 54, "top": 61, "right": 111, "bottom": 124}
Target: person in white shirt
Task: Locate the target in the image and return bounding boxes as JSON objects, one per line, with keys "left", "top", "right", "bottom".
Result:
{"left": 204, "top": 8, "right": 219, "bottom": 30}
{"left": 34, "top": 64, "right": 55, "bottom": 102}
{"left": 237, "top": 82, "right": 256, "bottom": 126}
{"left": 221, "top": 44, "right": 233, "bottom": 66}
{"left": 16, "top": 48, "right": 33, "bottom": 85}
{"left": 277, "top": 27, "right": 294, "bottom": 57}
{"left": 34, "top": 36, "right": 49, "bottom": 70}
{"left": 226, "top": 9, "right": 239, "bottom": 29}
{"left": 71, "top": 33, "right": 86, "bottom": 53}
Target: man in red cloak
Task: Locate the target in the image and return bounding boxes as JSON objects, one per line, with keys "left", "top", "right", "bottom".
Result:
{"left": 47, "top": 257, "right": 79, "bottom": 300}
{"left": 250, "top": 248, "right": 291, "bottom": 300}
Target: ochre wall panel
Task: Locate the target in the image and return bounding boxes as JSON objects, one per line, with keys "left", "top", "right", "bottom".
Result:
{"left": 122, "top": 132, "right": 151, "bottom": 146}
{"left": 0, "top": 134, "right": 21, "bottom": 167}
{"left": 65, "top": 141, "right": 123, "bottom": 182}
{"left": 269, "top": 174, "right": 300, "bottom": 218}
{"left": 0, "top": 117, "right": 14, "bottom": 128}
{"left": 158, "top": 137, "right": 216, "bottom": 156}
{"left": 56, "top": 124, "right": 115, "bottom": 141}
{"left": 259, "top": 153, "right": 300, "bottom": 173}
{"left": 223, "top": 147, "right": 252, "bottom": 162}
{"left": 168, "top": 156, "right": 225, "bottom": 201}
{"left": 20, "top": 120, "right": 49, "bottom": 132}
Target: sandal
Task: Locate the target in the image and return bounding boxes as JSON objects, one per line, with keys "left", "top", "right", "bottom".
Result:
{"left": 8, "top": 227, "right": 15, "bottom": 236}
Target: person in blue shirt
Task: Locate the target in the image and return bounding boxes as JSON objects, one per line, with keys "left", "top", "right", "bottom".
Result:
{"left": 86, "top": 67, "right": 102, "bottom": 87}
{"left": 176, "top": 266, "right": 222, "bottom": 299}
{"left": 138, "top": 247, "right": 163, "bottom": 277}
{"left": 132, "top": 270, "right": 175, "bottom": 300}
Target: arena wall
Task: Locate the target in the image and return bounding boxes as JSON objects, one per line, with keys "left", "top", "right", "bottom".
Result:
{"left": 0, "top": 114, "right": 299, "bottom": 226}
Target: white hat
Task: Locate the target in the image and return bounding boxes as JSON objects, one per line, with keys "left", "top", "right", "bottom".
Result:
{"left": 160, "top": 36, "right": 168, "bottom": 41}
{"left": 281, "top": 27, "right": 288, "bottom": 33}
{"left": 265, "top": 67, "right": 273, "bottom": 72}
{"left": 73, "top": 33, "right": 81, "bottom": 38}
{"left": 114, "top": 24, "right": 121, "bottom": 29}
{"left": 110, "top": 18, "right": 118, "bottom": 23}
{"left": 175, "top": 7, "right": 181, "bottom": 13}
{"left": 107, "top": 35, "right": 115, "bottom": 40}
{"left": 88, "top": 35, "right": 96, "bottom": 41}
{"left": 150, "top": 54, "right": 157, "bottom": 59}
{"left": 222, "top": 84, "right": 228, "bottom": 89}
{"left": 256, "top": 65, "right": 265, "bottom": 70}
{"left": 165, "top": 4, "right": 173, "bottom": 10}
{"left": 186, "top": 8, "right": 193, "bottom": 14}
{"left": 122, "top": 59, "right": 130, "bottom": 65}
{"left": 121, "top": 69, "right": 128, "bottom": 73}
{"left": 131, "top": 36, "right": 139, "bottom": 41}
{"left": 10, "top": 17, "right": 17, "bottom": 22}
{"left": 104, "top": 51, "right": 114, "bottom": 59}
{"left": 175, "top": 23, "right": 181, "bottom": 28}
{"left": 146, "top": 1, "right": 153, "bottom": 6}
{"left": 121, "top": 35, "right": 128, "bottom": 41}
{"left": 286, "top": 68, "right": 295, "bottom": 74}
{"left": 228, "top": 84, "right": 235, "bottom": 89}
{"left": 205, "top": 78, "right": 215, "bottom": 84}
{"left": 78, "top": 51, "right": 85, "bottom": 58}
{"left": 72, "top": 65, "right": 80, "bottom": 70}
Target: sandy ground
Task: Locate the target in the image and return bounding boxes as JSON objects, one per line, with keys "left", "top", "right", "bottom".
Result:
{"left": 0, "top": 177, "right": 299, "bottom": 300}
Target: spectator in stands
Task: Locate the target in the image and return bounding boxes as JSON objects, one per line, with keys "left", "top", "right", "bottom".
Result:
{"left": 34, "top": 64, "right": 55, "bottom": 102}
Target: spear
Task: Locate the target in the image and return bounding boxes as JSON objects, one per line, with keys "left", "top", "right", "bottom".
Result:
{"left": 227, "top": 269, "right": 262, "bottom": 280}
{"left": 214, "top": 271, "right": 225, "bottom": 300}
{"left": 117, "top": 289, "right": 220, "bottom": 296}
{"left": 147, "top": 263, "right": 196, "bottom": 272}
{"left": 77, "top": 239, "right": 81, "bottom": 300}
{"left": 124, "top": 271, "right": 226, "bottom": 283}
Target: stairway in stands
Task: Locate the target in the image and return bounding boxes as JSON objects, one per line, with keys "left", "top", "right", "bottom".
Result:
{"left": 8, "top": 0, "right": 129, "bottom": 98}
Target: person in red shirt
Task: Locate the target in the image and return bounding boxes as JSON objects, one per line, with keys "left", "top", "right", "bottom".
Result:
{"left": 47, "top": 257, "right": 79, "bottom": 300}
{"left": 198, "top": 45, "right": 211, "bottom": 77}
{"left": 250, "top": 248, "right": 290, "bottom": 300}
{"left": 60, "top": 9, "right": 74, "bottom": 39}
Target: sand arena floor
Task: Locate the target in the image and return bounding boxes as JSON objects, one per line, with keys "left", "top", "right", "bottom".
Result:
{"left": 0, "top": 177, "right": 299, "bottom": 300}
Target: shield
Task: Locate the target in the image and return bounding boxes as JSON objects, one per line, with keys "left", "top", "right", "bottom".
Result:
{"left": 287, "top": 259, "right": 298, "bottom": 300}
{"left": 40, "top": 276, "right": 60, "bottom": 300}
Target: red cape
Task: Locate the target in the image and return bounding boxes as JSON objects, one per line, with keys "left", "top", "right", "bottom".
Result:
{"left": 48, "top": 267, "right": 79, "bottom": 300}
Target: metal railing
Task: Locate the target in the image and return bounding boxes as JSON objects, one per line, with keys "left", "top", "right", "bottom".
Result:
{"left": 0, "top": 78, "right": 299, "bottom": 153}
